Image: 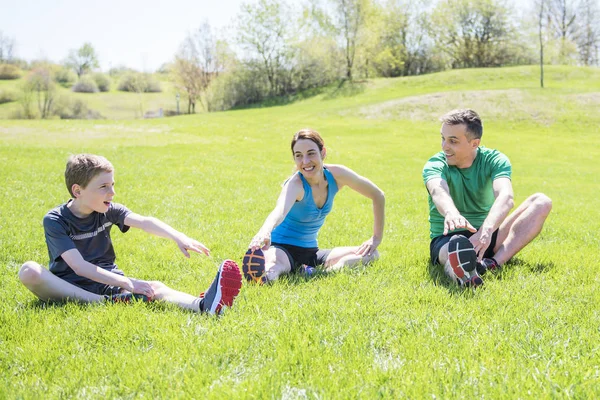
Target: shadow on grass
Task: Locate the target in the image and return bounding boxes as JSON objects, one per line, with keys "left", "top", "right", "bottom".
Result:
{"left": 322, "top": 79, "right": 367, "bottom": 100}
{"left": 427, "top": 256, "right": 556, "bottom": 290}
{"left": 493, "top": 257, "right": 556, "bottom": 280}
{"left": 228, "top": 79, "right": 367, "bottom": 111}
{"left": 23, "top": 297, "right": 174, "bottom": 312}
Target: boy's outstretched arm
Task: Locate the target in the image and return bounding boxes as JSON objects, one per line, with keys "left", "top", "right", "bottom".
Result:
{"left": 61, "top": 249, "right": 155, "bottom": 298}
{"left": 124, "top": 213, "right": 210, "bottom": 257}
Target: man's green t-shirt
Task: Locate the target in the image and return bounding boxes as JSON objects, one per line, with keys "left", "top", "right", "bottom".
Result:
{"left": 422, "top": 147, "right": 512, "bottom": 239}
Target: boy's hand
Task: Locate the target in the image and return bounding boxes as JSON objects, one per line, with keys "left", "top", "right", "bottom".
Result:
{"left": 130, "top": 279, "right": 155, "bottom": 299}
{"left": 176, "top": 235, "right": 210, "bottom": 257}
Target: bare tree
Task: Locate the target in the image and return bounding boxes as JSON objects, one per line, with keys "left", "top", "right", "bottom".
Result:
{"left": 538, "top": 0, "right": 547, "bottom": 87}
{"left": 65, "top": 43, "right": 99, "bottom": 78}
{"left": 548, "top": 0, "right": 579, "bottom": 62}
{"left": 237, "top": 0, "right": 292, "bottom": 94}
{"left": 23, "top": 66, "right": 57, "bottom": 119}
{"left": 0, "top": 31, "right": 16, "bottom": 63}
{"left": 310, "top": 0, "right": 371, "bottom": 81}
{"left": 172, "top": 21, "right": 221, "bottom": 113}
{"left": 576, "top": 0, "right": 600, "bottom": 65}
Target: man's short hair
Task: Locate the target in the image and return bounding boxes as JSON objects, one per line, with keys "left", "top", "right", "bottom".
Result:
{"left": 441, "top": 109, "right": 483, "bottom": 140}
{"left": 65, "top": 154, "right": 113, "bottom": 197}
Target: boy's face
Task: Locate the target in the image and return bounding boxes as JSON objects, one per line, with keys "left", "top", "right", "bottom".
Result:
{"left": 72, "top": 171, "right": 115, "bottom": 214}
{"left": 440, "top": 123, "right": 480, "bottom": 168}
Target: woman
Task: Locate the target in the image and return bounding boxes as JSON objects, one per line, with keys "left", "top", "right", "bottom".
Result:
{"left": 243, "top": 129, "right": 385, "bottom": 283}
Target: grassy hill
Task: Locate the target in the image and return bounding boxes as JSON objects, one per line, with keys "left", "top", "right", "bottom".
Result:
{"left": 1, "top": 65, "right": 599, "bottom": 398}
{"left": 0, "top": 73, "right": 178, "bottom": 120}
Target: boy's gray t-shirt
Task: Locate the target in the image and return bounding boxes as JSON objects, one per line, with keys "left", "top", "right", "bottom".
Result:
{"left": 43, "top": 201, "right": 131, "bottom": 278}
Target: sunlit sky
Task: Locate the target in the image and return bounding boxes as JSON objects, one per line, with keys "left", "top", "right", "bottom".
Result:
{"left": 0, "top": 0, "right": 253, "bottom": 72}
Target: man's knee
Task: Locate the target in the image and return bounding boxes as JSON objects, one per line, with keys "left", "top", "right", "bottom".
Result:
{"left": 531, "top": 193, "right": 552, "bottom": 215}
{"left": 19, "top": 261, "right": 43, "bottom": 286}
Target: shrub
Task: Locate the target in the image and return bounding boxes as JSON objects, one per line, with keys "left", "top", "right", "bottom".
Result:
{"left": 54, "top": 68, "right": 77, "bottom": 87}
{"left": 0, "top": 63, "right": 21, "bottom": 79}
{"left": 117, "top": 72, "right": 162, "bottom": 93}
{"left": 72, "top": 76, "right": 99, "bottom": 93}
{"left": 92, "top": 73, "right": 111, "bottom": 92}
{"left": 54, "top": 96, "right": 103, "bottom": 119}
{"left": 0, "top": 89, "right": 17, "bottom": 104}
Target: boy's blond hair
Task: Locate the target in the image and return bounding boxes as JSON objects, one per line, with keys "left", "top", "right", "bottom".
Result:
{"left": 65, "top": 154, "right": 114, "bottom": 197}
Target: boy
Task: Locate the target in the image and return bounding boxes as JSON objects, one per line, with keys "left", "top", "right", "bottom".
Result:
{"left": 19, "top": 154, "right": 242, "bottom": 315}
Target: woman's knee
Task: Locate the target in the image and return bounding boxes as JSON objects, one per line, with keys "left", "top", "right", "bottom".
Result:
{"left": 365, "top": 249, "right": 380, "bottom": 263}
{"left": 19, "top": 261, "right": 43, "bottom": 286}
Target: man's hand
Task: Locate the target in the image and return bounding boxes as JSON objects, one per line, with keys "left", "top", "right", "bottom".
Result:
{"left": 469, "top": 226, "right": 493, "bottom": 261}
{"left": 443, "top": 212, "right": 477, "bottom": 235}
{"left": 175, "top": 235, "right": 210, "bottom": 257}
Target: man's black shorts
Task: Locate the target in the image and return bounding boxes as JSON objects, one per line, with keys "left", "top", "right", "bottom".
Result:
{"left": 430, "top": 229, "right": 499, "bottom": 265}
{"left": 271, "top": 242, "right": 332, "bottom": 271}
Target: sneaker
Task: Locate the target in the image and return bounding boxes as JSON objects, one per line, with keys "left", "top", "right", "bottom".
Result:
{"left": 462, "top": 275, "right": 484, "bottom": 288}
{"left": 242, "top": 248, "right": 267, "bottom": 284}
{"left": 476, "top": 258, "right": 499, "bottom": 275}
{"left": 106, "top": 292, "right": 151, "bottom": 303}
{"left": 199, "top": 259, "right": 243, "bottom": 315}
{"left": 447, "top": 235, "right": 481, "bottom": 286}
{"left": 300, "top": 264, "right": 316, "bottom": 277}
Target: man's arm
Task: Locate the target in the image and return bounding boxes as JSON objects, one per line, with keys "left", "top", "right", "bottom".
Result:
{"left": 61, "top": 249, "right": 154, "bottom": 297}
{"left": 124, "top": 213, "right": 210, "bottom": 257}
{"left": 471, "top": 177, "right": 514, "bottom": 258}
{"left": 426, "top": 177, "right": 477, "bottom": 235}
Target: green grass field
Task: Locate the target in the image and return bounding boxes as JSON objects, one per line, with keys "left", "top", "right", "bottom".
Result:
{"left": 1, "top": 65, "right": 600, "bottom": 398}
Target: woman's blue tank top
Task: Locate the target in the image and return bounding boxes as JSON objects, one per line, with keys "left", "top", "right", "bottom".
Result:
{"left": 271, "top": 168, "right": 339, "bottom": 248}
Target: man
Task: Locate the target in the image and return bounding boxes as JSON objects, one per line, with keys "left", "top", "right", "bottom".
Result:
{"left": 423, "top": 109, "right": 552, "bottom": 287}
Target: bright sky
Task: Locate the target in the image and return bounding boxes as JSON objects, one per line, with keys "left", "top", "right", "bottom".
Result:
{"left": 0, "top": 0, "right": 251, "bottom": 72}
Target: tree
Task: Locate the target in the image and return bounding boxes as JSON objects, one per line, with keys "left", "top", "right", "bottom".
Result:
{"left": 65, "top": 43, "right": 99, "bottom": 78}
{"left": 0, "top": 31, "right": 16, "bottom": 63}
{"left": 237, "top": 0, "right": 293, "bottom": 94}
{"left": 575, "top": 0, "right": 600, "bottom": 65}
{"left": 369, "top": 0, "right": 439, "bottom": 77}
{"left": 22, "top": 66, "right": 57, "bottom": 119}
{"left": 547, "top": 0, "right": 579, "bottom": 63}
{"left": 172, "top": 21, "right": 223, "bottom": 113}
{"left": 310, "top": 0, "right": 372, "bottom": 81}
{"left": 430, "top": 0, "right": 515, "bottom": 68}
{"left": 537, "top": 0, "right": 548, "bottom": 87}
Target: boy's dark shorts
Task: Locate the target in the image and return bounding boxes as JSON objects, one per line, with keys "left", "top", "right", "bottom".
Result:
{"left": 430, "top": 229, "right": 499, "bottom": 265}
{"left": 54, "top": 265, "right": 125, "bottom": 296}
{"left": 271, "top": 242, "right": 332, "bottom": 271}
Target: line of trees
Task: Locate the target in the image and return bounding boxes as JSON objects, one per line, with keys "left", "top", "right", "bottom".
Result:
{"left": 170, "top": 0, "right": 600, "bottom": 112}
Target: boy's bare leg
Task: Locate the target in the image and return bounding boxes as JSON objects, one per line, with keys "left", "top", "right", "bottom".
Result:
{"left": 493, "top": 193, "right": 552, "bottom": 265}
{"left": 19, "top": 261, "right": 104, "bottom": 303}
{"left": 263, "top": 247, "right": 292, "bottom": 282}
{"left": 324, "top": 247, "right": 379, "bottom": 272}
{"left": 147, "top": 281, "right": 202, "bottom": 311}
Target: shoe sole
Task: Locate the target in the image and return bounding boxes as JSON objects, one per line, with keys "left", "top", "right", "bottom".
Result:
{"left": 207, "top": 260, "right": 243, "bottom": 315}
{"left": 242, "top": 248, "right": 266, "bottom": 284}
{"left": 447, "top": 235, "right": 477, "bottom": 281}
